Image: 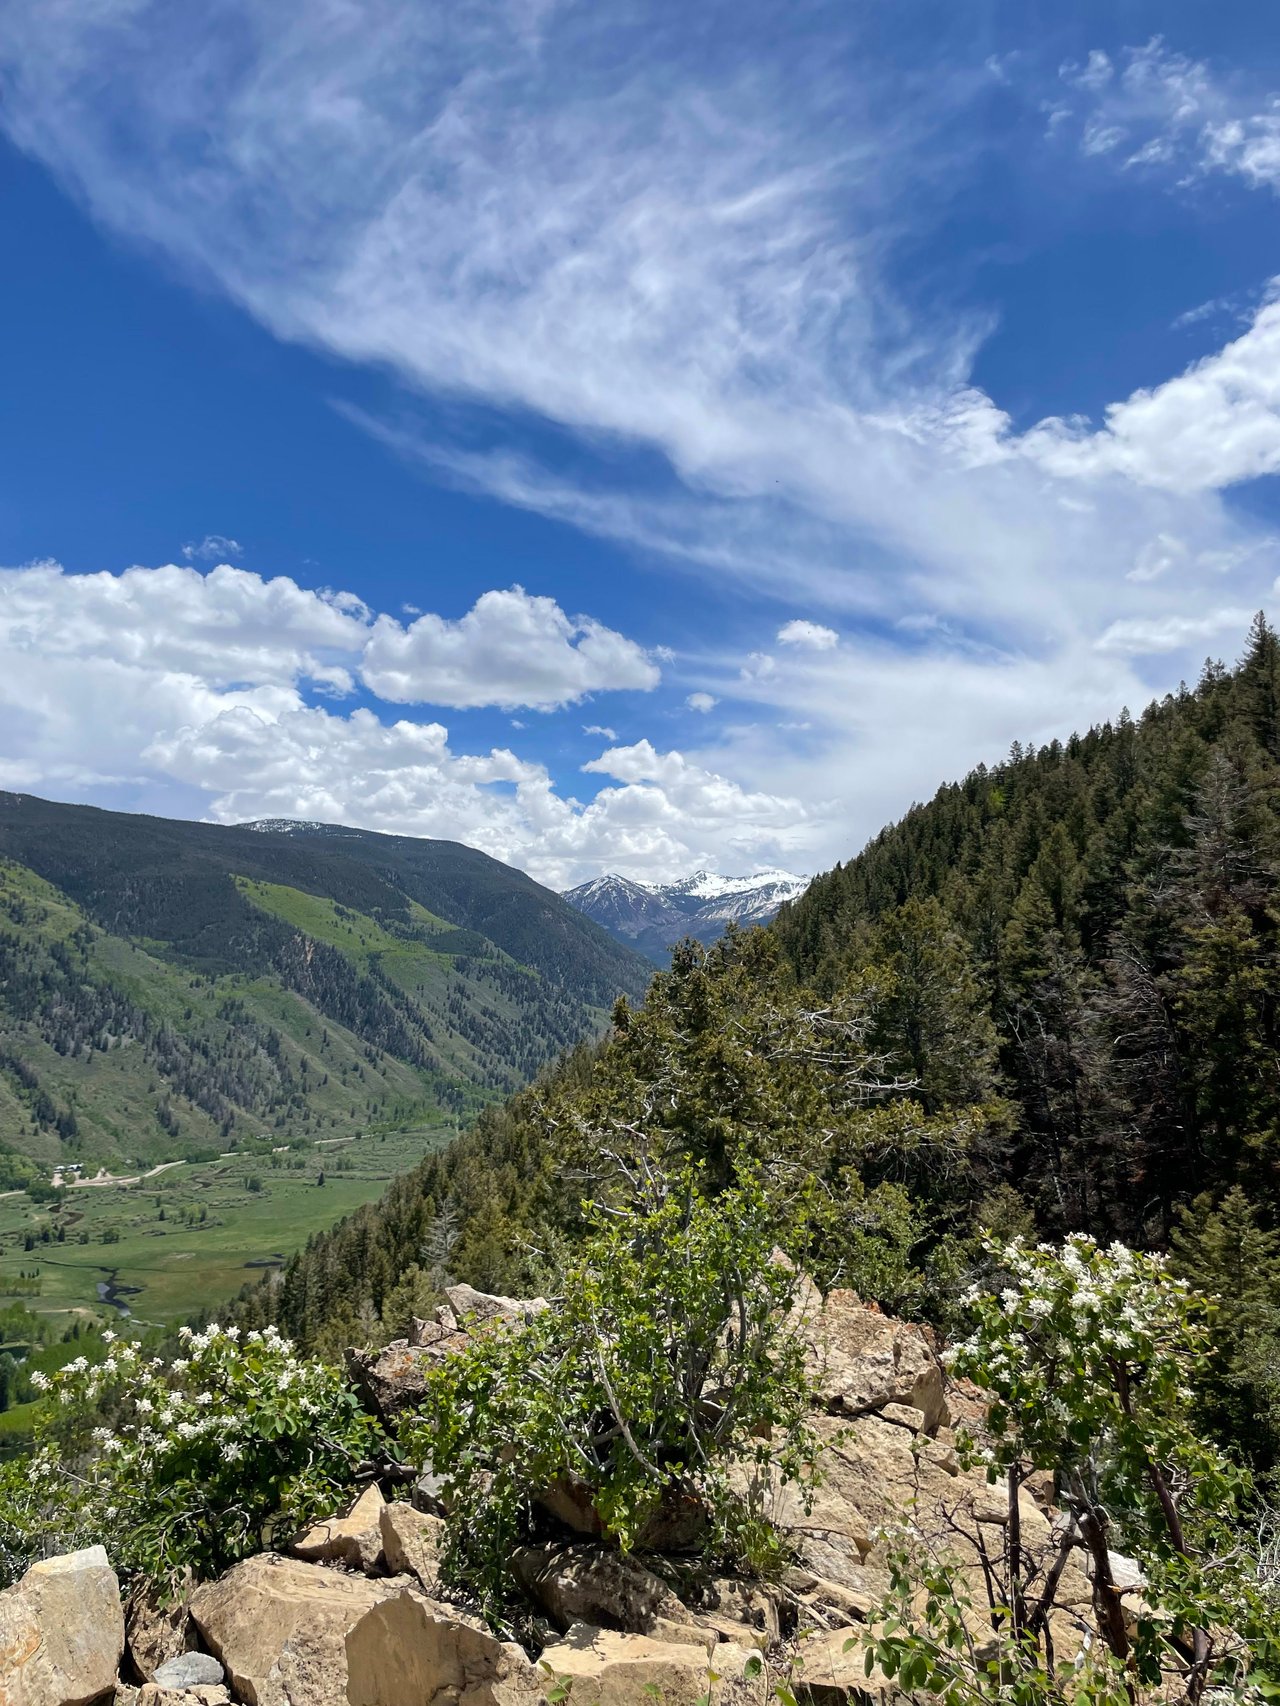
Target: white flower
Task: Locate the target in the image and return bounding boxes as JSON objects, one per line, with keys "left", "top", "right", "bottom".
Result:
{"left": 101, "top": 1330, "right": 116, "bottom": 1344}
{"left": 178, "top": 1325, "right": 194, "bottom": 1341}
{"left": 221, "top": 1442, "right": 243, "bottom": 1462}
{"left": 29, "top": 1371, "right": 50, "bottom": 1392}
{"left": 135, "top": 1396, "right": 154, "bottom": 1414}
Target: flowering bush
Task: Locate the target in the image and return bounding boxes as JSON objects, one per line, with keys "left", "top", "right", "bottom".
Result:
{"left": 0, "top": 1322, "right": 382, "bottom": 1591}
{"left": 940, "top": 1234, "right": 1274, "bottom": 1695}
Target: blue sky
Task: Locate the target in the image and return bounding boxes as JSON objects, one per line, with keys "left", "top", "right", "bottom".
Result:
{"left": 1, "top": 0, "right": 1278, "bottom": 886}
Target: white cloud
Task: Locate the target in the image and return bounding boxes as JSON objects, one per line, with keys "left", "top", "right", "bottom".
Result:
{"left": 361, "top": 586, "right": 659, "bottom": 710}
{"left": 1058, "top": 38, "right": 1280, "bottom": 193}
{"left": 1019, "top": 295, "right": 1280, "bottom": 491}
{"left": 1095, "top": 608, "right": 1255, "bottom": 655}
{"left": 686, "top": 692, "right": 717, "bottom": 713}
{"left": 0, "top": 559, "right": 786, "bottom": 886}
{"left": 777, "top": 619, "right": 838, "bottom": 650}
{"left": 182, "top": 534, "right": 242, "bottom": 563}
{"left": 0, "top": 14, "right": 1278, "bottom": 883}
{"left": 740, "top": 652, "right": 776, "bottom": 682}
{"left": 583, "top": 723, "right": 617, "bottom": 740}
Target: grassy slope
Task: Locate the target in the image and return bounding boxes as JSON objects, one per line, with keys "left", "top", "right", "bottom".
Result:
{"left": 0, "top": 863, "right": 436, "bottom": 1168}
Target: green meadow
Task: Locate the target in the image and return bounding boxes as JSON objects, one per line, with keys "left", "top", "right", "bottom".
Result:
{"left": 0, "top": 1123, "right": 451, "bottom": 1330}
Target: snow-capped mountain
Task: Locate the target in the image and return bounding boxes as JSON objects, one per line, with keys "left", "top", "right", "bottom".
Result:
{"left": 563, "top": 869, "right": 809, "bottom": 963}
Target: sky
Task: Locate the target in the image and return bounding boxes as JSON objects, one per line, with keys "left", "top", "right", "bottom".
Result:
{"left": 0, "top": 1, "right": 1278, "bottom": 889}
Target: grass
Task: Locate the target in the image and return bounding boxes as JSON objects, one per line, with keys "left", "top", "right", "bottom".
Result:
{"left": 0, "top": 1123, "right": 454, "bottom": 1329}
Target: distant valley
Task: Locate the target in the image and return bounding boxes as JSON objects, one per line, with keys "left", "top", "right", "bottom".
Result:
{"left": 564, "top": 868, "right": 809, "bottom": 963}
{"left": 0, "top": 794, "right": 650, "bottom": 1326}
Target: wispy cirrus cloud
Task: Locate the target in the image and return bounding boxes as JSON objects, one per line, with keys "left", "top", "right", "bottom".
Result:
{"left": 1056, "top": 37, "right": 1280, "bottom": 192}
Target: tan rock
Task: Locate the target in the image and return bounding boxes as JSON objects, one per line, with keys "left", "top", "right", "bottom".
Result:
{"left": 290, "top": 1484, "right": 385, "bottom": 1573}
{"left": 344, "top": 1587, "right": 545, "bottom": 1705}
{"left": 783, "top": 1563, "right": 891, "bottom": 1627}
{"left": 189, "top": 1553, "right": 402, "bottom": 1706}
{"left": 802, "top": 1291, "right": 948, "bottom": 1433}
{"left": 442, "top": 1284, "right": 549, "bottom": 1327}
{"left": 877, "top": 1403, "right": 926, "bottom": 1433}
{"left": 379, "top": 1503, "right": 444, "bottom": 1594}
{"left": 538, "top": 1624, "right": 767, "bottom": 1705}
{"left": 511, "top": 1544, "right": 693, "bottom": 1637}
{"left": 0, "top": 1545, "right": 124, "bottom": 1706}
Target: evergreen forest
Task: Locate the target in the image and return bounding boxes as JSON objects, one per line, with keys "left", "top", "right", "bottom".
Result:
{"left": 234, "top": 617, "right": 1280, "bottom": 1481}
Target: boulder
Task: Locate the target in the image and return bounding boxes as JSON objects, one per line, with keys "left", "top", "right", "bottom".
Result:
{"left": 124, "top": 1581, "right": 196, "bottom": 1684}
{"left": 347, "top": 1342, "right": 440, "bottom": 1424}
{"left": 802, "top": 1290, "right": 948, "bottom": 1433}
{"left": 0, "top": 1545, "right": 124, "bottom": 1706}
{"left": 289, "top": 1484, "right": 385, "bottom": 1573}
{"left": 538, "top": 1623, "right": 767, "bottom": 1705}
{"left": 442, "top": 1285, "right": 549, "bottom": 1327}
{"left": 343, "top": 1587, "right": 545, "bottom": 1705}
{"left": 150, "top": 1656, "right": 224, "bottom": 1691}
{"left": 511, "top": 1544, "right": 693, "bottom": 1636}
{"left": 189, "top": 1553, "right": 402, "bottom": 1706}
{"left": 783, "top": 1561, "right": 891, "bottom": 1627}
{"left": 379, "top": 1504, "right": 444, "bottom": 1595}
{"left": 348, "top": 1288, "right": 546, "bottom": 1427}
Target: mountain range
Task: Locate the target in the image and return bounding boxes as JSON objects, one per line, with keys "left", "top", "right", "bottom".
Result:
{"left": 0, "top": 794, "right": 650, "bottom": 1176}
{"left": 563, "top": 868, "right": 809, "bottom": 962}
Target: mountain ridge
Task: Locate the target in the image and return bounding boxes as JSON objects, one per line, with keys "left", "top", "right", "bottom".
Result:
{"left": 0, "top": 793, "right": 651, "bottom": 1175}
{"left": 563, "top": 867, "right": 809, "bottom": 963}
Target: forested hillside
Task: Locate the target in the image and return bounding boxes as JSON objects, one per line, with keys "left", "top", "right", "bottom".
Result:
{"left": 0, "top": 796, "right": 649, "bottom": 1174}
{"left": 234, "top": 618, "right": 1280, "bottom": 1470}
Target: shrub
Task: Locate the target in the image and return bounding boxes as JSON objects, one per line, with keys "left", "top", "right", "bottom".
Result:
{"left": 399, "top": 1167, "right": 819, "bottom": 1620}
{"left": 0, "top": 1322, "right": 382, "bottom": 1593}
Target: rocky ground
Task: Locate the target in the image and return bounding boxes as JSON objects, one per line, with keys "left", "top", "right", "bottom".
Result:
{"left": 0, "top": 1276, "right": 1120, "bottom": 1706}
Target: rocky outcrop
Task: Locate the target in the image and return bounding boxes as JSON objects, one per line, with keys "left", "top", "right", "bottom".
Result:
{"left": 349, "top": 1286, "right": 548, "bottom": 1426}
{"left": 188, "top": 1554, "right": 403, "bottom": 1706}
{"left": 343, "top": 1588, "right": 545, "bottom": 1706}
{"left": 378, "top": 1504, "right": 444, "bottom": 1595}
{"left": 0, "top": 1546, "right": 125, "bottom": 1706}
{"left": 511, "top": 1544, "right": 694, "bottom": 1636}
{"left": 800, "top": 1289, "right": 948, "bottom": 1433}
{"left": 289, "top": 1485, "right": 385, "bottom": 1573}
{"left": 10, "top": 1275, "right": 1111, "bottom": 1706}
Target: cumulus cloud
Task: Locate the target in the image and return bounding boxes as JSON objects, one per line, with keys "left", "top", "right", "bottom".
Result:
{"left": 583, "top": 723, "right": 617, "bottom": 740}
{"left": 777, "top": 619, "right": 839, "bottom": 650}
{"left": 1018, "top": 295, "right": 1280, "bottom": 491}
{"left": 686, "top": 692, "right": 717, "bottom": 712}
{"left": 0, "top": 560, "right": 780, "bottom": 886}
{"left": 183, "top": 534, "right": 243, "bottom": 562}
{"left": 360, "top": 586, "right": 659, "bottom": 710}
